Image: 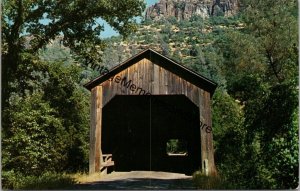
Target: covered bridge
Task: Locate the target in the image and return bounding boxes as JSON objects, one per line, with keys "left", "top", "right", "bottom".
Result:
{"left": 84, "top": 49, "right": 217, "bottom": 175}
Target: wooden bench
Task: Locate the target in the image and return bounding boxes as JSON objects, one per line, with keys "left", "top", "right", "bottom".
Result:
{"left": 100, "top": 154, "right": 115, "bottom": 174}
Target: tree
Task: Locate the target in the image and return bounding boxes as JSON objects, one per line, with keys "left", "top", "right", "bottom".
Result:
{"left": 2, "top": 0, "right": 145, "bottom": 109}
{"left": 2, "top": 92, "right": 67, "bottom": 175}
{"left": 212, "top": 90, "right": 246, "bottom": 188}
{"left": 167, "top": 16, "right": 178, "bottom": 25}
{"left": 188, "top": 45, "right": 227, "bottom": 89}
{"left": 256, "top": 84, "right": 298, "bottom": 189}
{"left": 2, "top": 57, "right": 90, "bottom": 175}
{"left": 242, "top": 0, "right": 298, "bottom": 83}
{"left": 2, "top": 2, "right": 145, "bottom": 175}
{"left": 215, "top": 0, "right": 298, "bottom": 188}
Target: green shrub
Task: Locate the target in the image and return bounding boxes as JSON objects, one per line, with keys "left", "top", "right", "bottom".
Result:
{"left": 2, "top": 171, "right": 77, "bottom": 190}
{"left": 192, "top": 171, "right": 231, "bottom": 189}
{"left": 2, "top": 170, "right": 19, "bottom": 189}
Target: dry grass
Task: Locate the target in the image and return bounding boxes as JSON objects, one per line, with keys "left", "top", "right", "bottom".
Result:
{"left": 192, "top": 171, "right": 229, "bottom": 189}
{"left": 72, "top": 172, "right": 103, "bottom": 184}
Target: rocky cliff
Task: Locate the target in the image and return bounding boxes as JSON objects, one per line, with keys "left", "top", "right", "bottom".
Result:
{"left": 145, "top": 0, "right": 240, "bottom": 20}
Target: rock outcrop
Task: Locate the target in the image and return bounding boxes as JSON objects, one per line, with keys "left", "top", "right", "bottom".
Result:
{"left": 145, "top": 0, "right": 240, "bottom": 21}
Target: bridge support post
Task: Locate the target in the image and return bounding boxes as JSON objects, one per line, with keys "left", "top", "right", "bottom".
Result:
{"left": 89, "top": 85, "right": 103, "bottom": 174}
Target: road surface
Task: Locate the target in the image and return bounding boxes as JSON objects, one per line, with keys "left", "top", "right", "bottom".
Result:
{"left": 74, "top": 171, "right": 196, "bottom": 190}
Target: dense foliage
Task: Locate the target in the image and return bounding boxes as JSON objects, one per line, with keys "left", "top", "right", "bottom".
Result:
{"left": 2, "top": 0, "right": 298, "bottom": 189}
{"left": 2, "top": 54, "right": 90, "bottom": 172}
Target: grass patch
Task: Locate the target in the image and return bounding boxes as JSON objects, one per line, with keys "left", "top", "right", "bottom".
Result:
{"left": 192, "top": 171, "right": 231, "bottom": 189}
{"left": 2, "top": 171, "right": 77, "bottom": 190}
{"left": 71, "top": 172, "right": 102, "bottom": 183}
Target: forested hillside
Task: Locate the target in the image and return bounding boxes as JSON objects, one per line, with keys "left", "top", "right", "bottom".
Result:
{"left": 2, "top": 0, "right": 298, "bottom": 189}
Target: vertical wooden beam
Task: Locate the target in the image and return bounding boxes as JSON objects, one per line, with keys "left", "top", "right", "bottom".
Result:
{"left": 199, "top": 89, "right": 217, "bottom": 176}
{"left": 199, "top": 89, "right": 206, "bottom": 174}
{"left": 89, "top": 85, "right": 103, "bottom": 174}
{"left": 89, "top": 87, "right": 96, "bottom": 174}
{"left": 204, "top": 92, "right": 217, "bottom": 176}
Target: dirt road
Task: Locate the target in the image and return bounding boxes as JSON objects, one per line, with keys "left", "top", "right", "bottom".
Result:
{"left": 74, "top": 171, "right": 196, "bottom": 190}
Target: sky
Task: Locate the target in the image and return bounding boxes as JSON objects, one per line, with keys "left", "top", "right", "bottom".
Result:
{"left": 100, "top": 0, "right": 158, "bottom": 38}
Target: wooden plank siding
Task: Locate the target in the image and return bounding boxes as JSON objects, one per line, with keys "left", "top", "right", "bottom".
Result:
{"left": 101, "top": 58, "right": 205, "bottom": 107}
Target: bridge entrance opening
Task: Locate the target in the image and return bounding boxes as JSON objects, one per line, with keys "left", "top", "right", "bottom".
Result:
{"left": 102, "top": 95, "right": 201, "bottom": 175}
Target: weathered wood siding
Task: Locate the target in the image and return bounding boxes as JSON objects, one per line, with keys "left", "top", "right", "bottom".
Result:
{"left": 89, "top": 58, "right": 216, "bottom": 175}
{"left": 101, "top": 58, "right": 200, "bottom": 107}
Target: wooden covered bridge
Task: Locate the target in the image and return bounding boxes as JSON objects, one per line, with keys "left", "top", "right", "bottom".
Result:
{"left": 84, "top": 49, "right": 217, "bottom": 175}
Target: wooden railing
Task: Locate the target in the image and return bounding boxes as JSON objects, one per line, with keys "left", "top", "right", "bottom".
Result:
{"left": 100, "top": 154, "right": 115, "bottom": 174}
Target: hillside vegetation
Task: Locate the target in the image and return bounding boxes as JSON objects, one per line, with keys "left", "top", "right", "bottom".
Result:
{"left": 99, "top": 15, "right": 242, "bottom": 86}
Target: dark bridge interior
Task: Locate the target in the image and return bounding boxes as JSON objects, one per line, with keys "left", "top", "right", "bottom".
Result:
{"left": 102, "top": 95, "right": 201, "bottom": 175}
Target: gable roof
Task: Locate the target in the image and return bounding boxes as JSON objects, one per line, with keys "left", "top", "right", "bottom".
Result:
{"left": 84, "top": 48, "right": 217, "bottom": 94}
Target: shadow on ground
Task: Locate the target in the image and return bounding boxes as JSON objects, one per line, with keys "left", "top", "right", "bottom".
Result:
{"left": 74, "top": 178, "right": 196, "bottom": 190}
